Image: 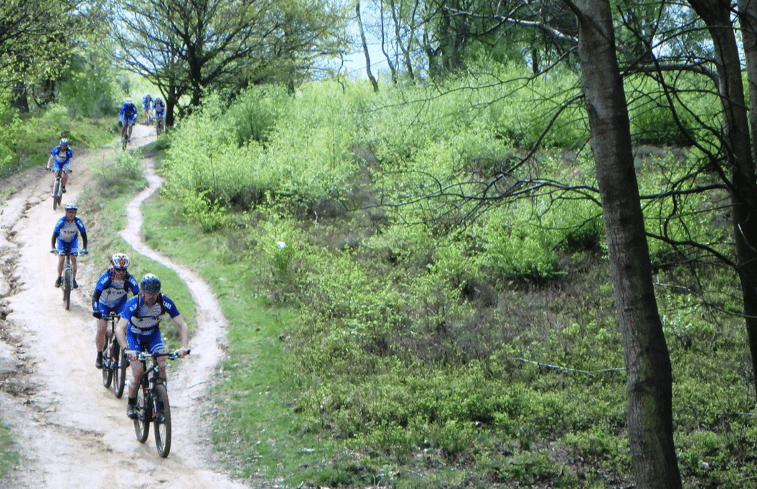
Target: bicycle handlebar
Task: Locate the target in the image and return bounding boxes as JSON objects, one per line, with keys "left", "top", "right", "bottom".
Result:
{"left": 46, "top": 167, "right": 72, "bottom": 173}
{"left": 51, "top": 249, "right": 87, "bottom": 256}
{"left": 136, "top": 350, "right": 190, "bottom": 362}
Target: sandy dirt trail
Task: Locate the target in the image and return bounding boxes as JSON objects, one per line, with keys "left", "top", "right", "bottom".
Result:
{"left": 0, "top": 125, "right": 252, "bottom": 488}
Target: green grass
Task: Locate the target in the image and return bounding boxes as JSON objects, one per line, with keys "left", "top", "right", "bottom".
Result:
{"left": 0, "top": 422, "right": 18, "bottom": 478}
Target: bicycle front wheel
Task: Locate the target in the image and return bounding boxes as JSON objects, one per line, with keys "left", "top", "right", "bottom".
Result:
{"left": 62, "top": 267, "right": 72, "bottom": 310}
{"left": 134, "top": 385, "right": 150, "bottom": 443}
{"left": 112, "top": 343, "right": 127, "bottom": 399}
{"left": 153, "top": 384, "right": 172, "bottom": 458}
{"left": 101, "top": 337, "right": 113, "bottom": 388}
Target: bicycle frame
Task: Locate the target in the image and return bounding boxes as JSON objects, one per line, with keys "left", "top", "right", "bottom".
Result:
{"left": 48, "top": 168, "right": 71, "bottom": 211}
{"left": 101, "top": 312, "right": 127, "bottom": 398}
{"left": 133, "top": 350, "right": 187, "bottom": 457}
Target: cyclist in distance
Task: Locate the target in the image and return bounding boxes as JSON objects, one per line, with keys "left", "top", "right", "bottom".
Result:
{"left": 116, "top": 274, "right": 190, "bottom": 419}
{"left": 45, "top": 138, "right": 73, "bottom": 193}
{"left": 142, "top": 93, "right": 153, "bottom": 123}
{"left": 153, "top": 96, "right": 166, "bottom": 127}
{"left": 119, "top": 98, "right": 138, "bottom": 142}
{"left": 92, "top": 253, "right": 140, "bottom": 369}
{"left": 51, "top": 203, "right": 88, "bottom": 289}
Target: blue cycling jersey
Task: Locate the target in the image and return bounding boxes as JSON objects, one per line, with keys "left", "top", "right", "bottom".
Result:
{"left": 92, "top": 269, "right": 140, "bottom": 315}
{"left": 53, "top": 216, "right": 86, "bottom": 244}
{"left": 121, "top": 293, "right": 180, "bottom": 335}
{"left": 119, "top": 103, "right": 138, "bottom": 124}
{"left": 50, "top": 146, "right": 73, "bottom": 169}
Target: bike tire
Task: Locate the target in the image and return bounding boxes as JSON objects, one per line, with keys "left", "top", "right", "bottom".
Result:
{"left": 122, "top": 135, "right": 127, "bottom": 151}
{"left": 134, "top": 384, "right": 150, "bottom": 443}
{"left": 62, "top": 267, "right": 72, "bottom": 310}
{"left": 112, "top": 343, "right": 127, "bottom": 399}
{"left": 153, "top": 384, "right": 172, "bottom": 458}
{"left": 101, "top": 335, "right": 113, "bottom": 388}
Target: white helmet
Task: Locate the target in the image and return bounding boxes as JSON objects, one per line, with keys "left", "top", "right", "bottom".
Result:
{"left": 125, "top": 97, "right": 133, "bottom": 104}
{"left": 111, "top": 253, "right": 130, "bottom": 270}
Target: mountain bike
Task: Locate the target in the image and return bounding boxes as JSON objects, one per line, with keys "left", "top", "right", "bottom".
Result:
{"left": 155, "top": 112, "right": 165, "bottom": 136}
{"left": 100, "top": 312, "right": 128, "bottom": 398}
{"left": 51, "top": 249, "right": 87, "bottom": 310}
{"left": 132, "top": 350, "right": 188, "bottom": 458}
{"left": 121, "top": 121, "right": 135, "bottom": 150}
{"left": 47, "top": 168, "right": 71, "bottom": 211}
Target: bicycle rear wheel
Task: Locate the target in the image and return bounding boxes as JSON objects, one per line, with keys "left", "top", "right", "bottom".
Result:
{"left": 112, "top": 342, "right": 127, "bottom": 398}
{"left": 62, "top": 267, "right": 72, "bottom": 310}
{"left": 134, "top": 384, "right": 150, "bottom": 443}
{"left": 101, "top": 335, "right": 113, "bottom": 388}
{"left": 153, "top": 384, "right": 172, "bottom": 457}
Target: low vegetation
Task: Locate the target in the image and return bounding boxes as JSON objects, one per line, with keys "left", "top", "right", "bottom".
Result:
{"left": 134, "top": 71, "right": 753, "bottom": 488}
{"left": 8, "top": 65, "right": 754, "bottom": 488}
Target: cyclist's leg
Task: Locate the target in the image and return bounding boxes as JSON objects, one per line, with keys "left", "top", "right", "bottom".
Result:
{"left": 61, "top": 163, "right": 70, "bottom": 188}
{"left": 70, "top": 238, "right": 79, "bottom": 284}
{"left": 126, "top": 332, "right": 145, "bottom": 399}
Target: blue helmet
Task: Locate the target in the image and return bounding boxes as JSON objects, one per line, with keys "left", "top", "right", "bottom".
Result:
{"left": 64, "top": 203, "right": 77, "bottom": 211}
{"left": 140, "top": 273, "right": 161, "bottom": 293}
{"left": 60, "top": 138, "right": 69, "bottom": 146}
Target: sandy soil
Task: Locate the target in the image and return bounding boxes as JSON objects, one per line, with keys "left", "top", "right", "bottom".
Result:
{"left": 0, "top": 125, "right": 254, "bottom": 488}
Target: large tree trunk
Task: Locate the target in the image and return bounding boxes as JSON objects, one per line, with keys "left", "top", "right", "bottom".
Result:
{"left": 572, "top": 0, "right": 682, "bottom": 486}
{"left": 689, "top": 0, "right": 757, "bottom": 401}
{"left": 734, "top": 0, "right": 757, "bottom": 402}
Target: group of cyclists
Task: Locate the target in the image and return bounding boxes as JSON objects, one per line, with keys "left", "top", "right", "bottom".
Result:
{"left": 46, "top": 119, "right": 188, "bottom": 421}
{"left": 119, "top": 93, "right": 166, "bottom": 142}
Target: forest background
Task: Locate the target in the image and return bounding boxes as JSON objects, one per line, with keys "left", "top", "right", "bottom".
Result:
{"left": 0, "top": 0, "right": 756, "bottom": 487}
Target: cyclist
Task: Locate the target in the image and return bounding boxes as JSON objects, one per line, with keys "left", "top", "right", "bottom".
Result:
{"left": 119, "top": 98, "right": 138, "bottom": 142}
{"left": 92, "top": 253, "right": 140, "bottom": 369}
{"left": 51, "top": 203, "right": 88, "bottom": 289}
{"left": 142, "top": 93, "right": 153, "bottom": 124}
{"left": 153, "top": 96, "right": 166, "bottom": 130}
{"left": 116, "top": 274, "right": 190, "bottom": 419}
{"left": 45, "top": 138, "right": 73, "bottom": 193}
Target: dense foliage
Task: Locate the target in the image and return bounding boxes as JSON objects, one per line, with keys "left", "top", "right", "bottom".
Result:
{"left": 148, "top": 69, "right": 756, "bottom": 488}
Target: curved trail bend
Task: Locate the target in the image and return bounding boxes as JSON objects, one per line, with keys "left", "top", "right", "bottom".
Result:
{"left": 0, "top": 125, "right": 251, "bottom": 488}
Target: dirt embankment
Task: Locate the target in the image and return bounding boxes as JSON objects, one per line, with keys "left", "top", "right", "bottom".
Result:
{"left": 0, "top": 124, "right": 255, "bottom": 489}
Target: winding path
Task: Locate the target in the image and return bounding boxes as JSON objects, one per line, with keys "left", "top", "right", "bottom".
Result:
{"left": 0, "top": 125, "right": 251, "bottom": 488}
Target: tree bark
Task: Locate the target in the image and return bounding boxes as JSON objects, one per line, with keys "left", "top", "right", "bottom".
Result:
{"left": 688, "top": 0, "right": 757, "bottom": 402}
{"left": 357, "top": 1, "right": 379, "bottom": 92}
{"left": 572, "top": 0, "right": 682, "bottom": 486}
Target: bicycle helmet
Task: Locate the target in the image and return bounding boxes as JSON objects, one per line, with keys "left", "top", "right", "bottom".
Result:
{"left": 140, "top": 273, "right": 161, "bottom": 293}
{"left": 111, "top": 253, "right": 130, "bottom": 270}
{"left": 125, "top": 97, "right": 133, "bottom": 104}
{"left": 64, "top": 203, "right": 77, "bottom": 211}
{"left": 60, "top": 138, "right": 68, "bottom": 146}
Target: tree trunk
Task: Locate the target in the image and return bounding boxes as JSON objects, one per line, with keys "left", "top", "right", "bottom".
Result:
{"left": 572, "top": 0, "right": 682, "bottom": 486}
{"left": 689, "top": 0, "right": 757, "bottom": 402}
{"left": 357, "top": 1, "right": 379, "bottom": 92}
{"left": 734, "top": 0, "right": 757, "bottom": 403}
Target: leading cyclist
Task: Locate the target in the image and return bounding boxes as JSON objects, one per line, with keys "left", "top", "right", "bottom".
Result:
{"left": 45, "top": 138, "right": 73, "bottom": 193}
{"left": 119, "top": 98, "right": 138, "bottom": 142}
{"left": 51, "top": 203, "right": 88, "bottom": 289}
{"left": 115, "top": 274, "right": 190, "bottom": 419}
{"left": 92, "top": 253, "right": 140, "bottom": 369}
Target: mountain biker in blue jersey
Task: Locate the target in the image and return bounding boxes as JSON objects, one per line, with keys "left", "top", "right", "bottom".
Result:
{"left": 51, "top": 203, "right": 88, "bottom": 289}
{"left": 93, "top": 253, "right": 140, "bottom": 369}
{"left": 115, "top": 274, "right": 190, "bottom": 419}
{"left": 45, "top": 138, "right": 73, "bottom": 193}
{"left": 153, "top": 96, "right": 166, "bottom": 122}
{"left": 142, "top": 93, "right": 153, "bottom": 124}
{"left": 119, "top": 98, "right": 138, "bottom": 142}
